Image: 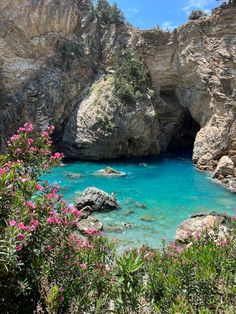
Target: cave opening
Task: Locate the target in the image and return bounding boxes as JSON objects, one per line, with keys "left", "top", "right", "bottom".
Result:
{"left": 159, "top": 86, "right": 201, "bottom": 155}
{"left": 167, "top": 110, "right": 201, "bottom": 153}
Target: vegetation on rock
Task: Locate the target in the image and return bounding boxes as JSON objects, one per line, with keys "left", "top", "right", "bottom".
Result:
{"left": 113, "top": 52, "right": 154, "bottom": 104}
{"left": 188, "top": 10, "right": 208, "bottom": 20}
{"left": 95, "top": 0, "right": 125, "bottom": 25}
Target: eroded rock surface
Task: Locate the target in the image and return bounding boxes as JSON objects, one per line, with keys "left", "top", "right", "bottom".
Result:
{"left": 76, "top": 187, "right": 119, "bottom": 211}
{"left": 0, "top": 1, "right": 236, "bottom": 188}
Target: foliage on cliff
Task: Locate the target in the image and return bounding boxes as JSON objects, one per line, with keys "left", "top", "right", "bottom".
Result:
{"left": 95, "top": 0, "right": 125, "bottom": 25}
{"left": 188, "top": 10, "right": 207, "bottom": 20}
{"left": 114, "top": 52, "right": 154, "bottom": 104}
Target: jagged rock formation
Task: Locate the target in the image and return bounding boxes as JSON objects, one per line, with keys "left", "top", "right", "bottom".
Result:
{"left": 0, "top": 1, "right": 236, "bottom": 190}
{"left": 140, "top": 6, "right": 236, "bottom": 171}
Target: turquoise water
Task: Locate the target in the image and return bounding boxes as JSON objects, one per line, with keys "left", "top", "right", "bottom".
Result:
{"left": 42, "top": 152, "right": 236, "bottom": 250}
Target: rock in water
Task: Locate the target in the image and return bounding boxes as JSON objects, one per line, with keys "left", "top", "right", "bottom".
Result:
{"left": 175, "top": 212, "right": 227, "bottom": 243}
{"left": 66, "top": 173, "right": 82, "bottom": 179}
{"left": 141, "top": 215, "right": 154, "bottom": 222}
{"left": 93, "top": 167, "right": 126, "bottom": 177}
{"left": 76, "top": 187, "right": 119, "bottom": 212}
{"left": 78, "top": 216, "right": 103, "bottom": 233}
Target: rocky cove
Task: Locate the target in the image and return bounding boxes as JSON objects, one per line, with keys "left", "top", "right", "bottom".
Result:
{"left": 1, "top": 1, "right": 236, "bottom": 312}
{"left": 41, "top": 153, "right": 236, "bottom": 250}
{"left": 0, "top": 0, "right": 235, "bottom": 191}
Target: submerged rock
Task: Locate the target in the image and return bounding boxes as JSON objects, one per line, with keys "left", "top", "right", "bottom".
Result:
{"left": 141, "top": 215, "right": 154, "bottom": 222}
{"left": 135, "top": 202, "right": 147, "bottom": 209}
{"left": 124, "top": 210, "right": 135, "bottom": 216}
{"left": 107, "top": 225, "right": 124, "bottom": 233}
{"left": 175, "top": 212, "right": 227, "bottom": 243}
{"left": 76, "top": 187, "right": 119, "bottom": 212}
{"left": 93, "top": 167, "right": 126, "bottom": 177}
{"left": 66, "top": 172, "right": 82, "bottom": 179}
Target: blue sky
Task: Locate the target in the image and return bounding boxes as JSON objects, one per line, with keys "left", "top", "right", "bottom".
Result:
{"left": 108, "top": 0, "right": 218, "bottom": 30}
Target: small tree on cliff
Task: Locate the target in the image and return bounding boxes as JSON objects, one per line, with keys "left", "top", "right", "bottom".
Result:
{"left": 188, "top": 10, "right": 208, "bottom": 20}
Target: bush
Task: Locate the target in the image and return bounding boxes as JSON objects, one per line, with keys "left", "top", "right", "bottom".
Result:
{"left": 0, "top": 123, "right": 114, "bottom": 313}
{"left": 114, "top": 52, "right": 152, "bottom": 104}
{"left": 188, "top": 10, "right": 207, "bottom": 20}
{"left": 96, "top": 0, "right": 125, "bottom": 25}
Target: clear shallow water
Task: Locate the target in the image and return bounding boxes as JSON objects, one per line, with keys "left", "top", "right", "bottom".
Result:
{"left": 42, "top": 151, "right": 236, "bottom": 250}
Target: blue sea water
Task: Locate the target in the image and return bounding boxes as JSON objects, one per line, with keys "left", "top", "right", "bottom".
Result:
{"left": 42, "top": 151, "right": 236, "bottom": 250}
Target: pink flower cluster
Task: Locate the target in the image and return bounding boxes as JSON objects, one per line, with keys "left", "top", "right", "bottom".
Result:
{"left": 9, "top": 219, "right": 39, "bottom": 232}
{"left": 50, "top": 152, "right": 63, "bottom": 160}
{"left": 167, "top": 242, "right": 185, "bottom": 257}
{"left": 17, "top": 123, "right": 34, "bottom": 133}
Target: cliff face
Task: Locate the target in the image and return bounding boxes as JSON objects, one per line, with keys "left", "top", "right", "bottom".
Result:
{"left": 140, "top": 6, "right": 236, "bottom": 171}
{"left": 0, "top": 1, "right": 236, "bottom": 187}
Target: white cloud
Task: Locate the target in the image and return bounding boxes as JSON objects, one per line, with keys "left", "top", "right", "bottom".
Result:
{"left": 161, "top": 20, "right": 177, "bottom": 31}
{"left": 125, "top": 7, "right": 139, "bottom": 17}
{"left": 182, "top": 0, "right": 213, "bottom": 15}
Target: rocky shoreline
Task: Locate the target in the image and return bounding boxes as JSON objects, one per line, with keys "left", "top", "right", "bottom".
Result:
{"left": 74, "top": 185, "right": 230, "bottom": 247}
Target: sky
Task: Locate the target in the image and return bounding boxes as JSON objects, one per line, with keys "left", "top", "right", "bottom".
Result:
{"left": 108, "top": 0, "right": 219, "bottom": 30}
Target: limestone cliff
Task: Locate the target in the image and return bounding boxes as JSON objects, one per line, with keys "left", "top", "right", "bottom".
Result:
{"left": 0, "top": 1, "right": 236, "bottom": 189}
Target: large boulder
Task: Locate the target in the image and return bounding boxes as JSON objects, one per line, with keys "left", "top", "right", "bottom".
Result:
{"left": 175, "top": 212, "right": 227, "bottom": 243}
{"left": 213, "top": 156, "right": 235, "bottom": 179}
{"left": 76, "top": 187, "right": 119, "bottom": 212}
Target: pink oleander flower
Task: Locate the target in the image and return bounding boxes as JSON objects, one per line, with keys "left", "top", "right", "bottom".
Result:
{"left": 35, "top": 182, "right": 44, "bottom": 191}
{"left": 88, "top": 244, "right": 94, "bottom": 249}
{"left": 21, "top": 177, "right": 29, "bottom": 183}
{"left": 10, "top": 134, "right": 20, "bottom": 141}
{"left": 25, "top": 138, "right": 34, "bottom": 145}
{"left": 47, "top": 193, "right": 57, "bottom": 200}
{"left": 231, "top": 214, "right": 236, "bottom": 221}
{"left": 0, "top": 168, "right": 6, "bottom": 174}
{"left": 168, "top": 252, "right": 174, "bottom": 257}
{"left": 30, "top": 219, "right": 39, "bottom": 230}
{"left": 71, "top": 208, "right": 81, "bottom": 218}
{"left": 47, "top": 217, "right": 55, "bottom": 224}
{"left": 16, "top": 244, "right": 23, "bottom": 251}
{"left": 18, "top": 222, "right": 26, "bottom": 230}
{"left": 40, "top": 131, "right": 49, "bottom": 138}
{"left": 24, "top": 123, "right": 33, "bottom": 132}
{"left": 29, "top": 147, "right": 37, "bottom": 153}
{"left": 79, "top": 263, "right": 87, "bottom": 269}
{"left": 27, "top": 201, "right": 36, "bottom": 209}
{"left": 9, "top": 220, "right": 17, "bottom": 227}
{"left": 14, "top": 148, "right": 22, "bottom": 155}
{"left": 47, "top": 125, "right": 55, "bottom": 134}
{"left": 17, "top": 233, "right": 25, "bottom": 240}
{"left": 84, "top": 228, "right": 96, "bottom": 236}
{"left": 54, "top": 152, "right": 62, "bottom": 159}
{"left": 81, "top": 242, "right": 87, "bottom": 249}
{"left": 194, "top": 231, "right": 201, "bottom": 239}
{"left": 217, "top": 239, "right": 228, "bottom": 247}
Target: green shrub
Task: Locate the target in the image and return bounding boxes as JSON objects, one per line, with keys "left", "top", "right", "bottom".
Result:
{"left": 96, "top": 0, "right": 125, "bottom": 25}
{"left": 114, "top": 52, "right": 152, "bottom": 104}
{"left": 0, "top": 124, "right": 115, "bottom": 313}
{"left": 188, "top": 10, "right": 207, "bottom": 20}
